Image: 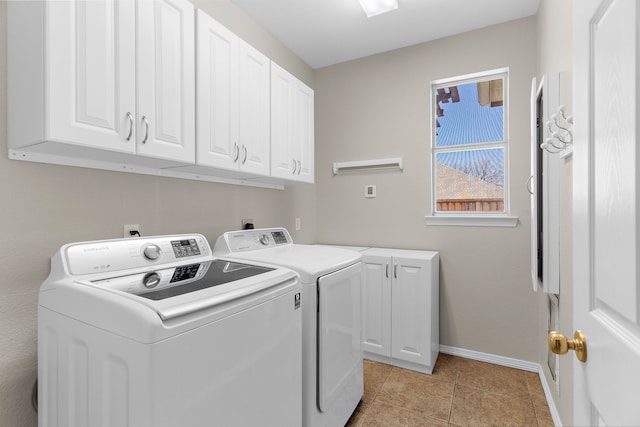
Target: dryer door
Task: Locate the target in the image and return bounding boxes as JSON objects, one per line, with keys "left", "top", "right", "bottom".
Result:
{"left": 317, "top": 261, "right": 363, "bottom": 412}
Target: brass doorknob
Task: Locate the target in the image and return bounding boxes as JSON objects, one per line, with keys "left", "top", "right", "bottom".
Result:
{"left": 548, "top": 330, "right": 587, "bottom": 362}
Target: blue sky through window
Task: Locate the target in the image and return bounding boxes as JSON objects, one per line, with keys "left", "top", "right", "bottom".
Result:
{"left": 435, "top": 81, "right": 504, "bottom": 186}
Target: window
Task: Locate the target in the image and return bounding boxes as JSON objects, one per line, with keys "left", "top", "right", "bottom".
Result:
{"left": 426, "top": 68, "right": 516, "bottom": 227}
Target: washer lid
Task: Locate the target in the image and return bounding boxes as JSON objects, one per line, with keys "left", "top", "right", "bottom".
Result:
{"left": 216, "top": 246, "right": 362, "bottom": 281}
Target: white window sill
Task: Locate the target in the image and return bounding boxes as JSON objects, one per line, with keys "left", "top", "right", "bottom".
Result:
{"left": 424, "top": 215, "right": 519, "bottom": 227}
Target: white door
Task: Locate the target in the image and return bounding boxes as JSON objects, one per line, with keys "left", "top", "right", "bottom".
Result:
{"left": 361, "top": 255, "right": 392, "bottom": 357}
{"left": 137, "top": 0, "right": 195, "bottom": 163}
{"left": 270, "top": 62, "right": 296, "bottom": 179}
{"left": 294, "top": 81, "right": 315, "bottom": 183}
{"left": 238, "top": 41, "right": 271, "bottom": 176}
{"left": 317, "top": 263, "right": 362, "bottom": 412}
{"left": 195, "top": 10, "right": 239, "bottom": 170}
{"left": 47, "top": 0, "right": 136, "bottom": 153}
{"left": 390, "top": 256, "right": 431, "bottom": 366}
{"left": 573, "top": 0, "right": 640, "bottom": 425}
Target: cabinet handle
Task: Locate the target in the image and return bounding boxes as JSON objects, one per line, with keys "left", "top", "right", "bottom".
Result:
{"left": 385, "top": 264, "right": 389, "bottom": 278}
{"left": 296, "top": 160, "right": 301, "bottom": 175}
{"left": 234, "top": 143, "right": 240, "bottom": 162}
{"left": 141, "top": 116, "right": 149, "bottom": 144}
{"left": 242, "top": 145, "right": 248, "bottom": 164}
{"left": 292, "top": 159, "right": 297, "bottom": 174}
{"left": 125, "top": 112, "right": 134, "bottom": 141}
{"left": 394, "top": 264, "right": 398, "bottom": 279}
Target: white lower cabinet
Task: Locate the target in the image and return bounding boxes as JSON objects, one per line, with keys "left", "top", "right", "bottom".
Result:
{"left": 361, "top": 248, "right": 439, "bottom": 374}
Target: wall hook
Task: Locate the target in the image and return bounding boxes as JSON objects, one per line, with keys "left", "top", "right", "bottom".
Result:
{"left": 541, "top": 105, "right": 572, "bottom": 155}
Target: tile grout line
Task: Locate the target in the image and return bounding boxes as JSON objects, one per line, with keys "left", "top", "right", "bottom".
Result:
{"left": 356, "top": 364, "right": 394, "bottom": 426}
{"left": 449, "top": 357, "right": 461, "bottom": 425}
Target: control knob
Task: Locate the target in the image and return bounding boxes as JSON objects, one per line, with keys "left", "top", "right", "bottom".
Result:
{"left": 142, "top": 272, "right": 161, "bottom": 289}
{"left": 142, "top": 244, "right": 162, "bottom": 260}
{"left": 259, "top": 234, "right": 269, "bottom": 245}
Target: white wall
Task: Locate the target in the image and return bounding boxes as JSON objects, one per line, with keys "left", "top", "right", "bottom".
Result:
{"left": 314, "top": 17, "right": 540, "bottom": 360}
{"left": 535, "top": 0, "right": 573, "bottom": 425}
{"left": 0, "top": 1, "right": 314, "bottom": 425}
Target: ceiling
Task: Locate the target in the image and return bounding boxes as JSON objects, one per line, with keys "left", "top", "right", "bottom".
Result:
{"left": 230, "top": 0, "right": 540, "bottom": 69}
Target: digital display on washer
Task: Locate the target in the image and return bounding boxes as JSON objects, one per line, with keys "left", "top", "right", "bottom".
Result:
{"left": 170, "top": 263, "right": 201, "bottom": 283}
{"left": 171, "top": 239, "right": 201, "bottom": 258}
{"left": 140, "top": 260, "right": 274, "bottom": 300}
{"left": 271, "top": 231, "right": 287, "bottom": 244}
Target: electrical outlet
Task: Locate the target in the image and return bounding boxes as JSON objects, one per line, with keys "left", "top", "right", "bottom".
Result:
{"left": 124, "top": 224, "right": 141, "bottom": 238}
{"left": 295, "top": 217, "right": 301, "bottom": 231}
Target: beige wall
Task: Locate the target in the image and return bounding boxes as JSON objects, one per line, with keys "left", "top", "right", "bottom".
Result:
{"left": 314, "top": 17, "right": 539, "bottom": 360}
{"left": 0, "top": 1, "right": 314, "bottom": 425}
{"left": 535, "top": 0, "right": 573, "bottom": 425}
{"left": 1, "top": 1, "right": 571, "bottom": 425}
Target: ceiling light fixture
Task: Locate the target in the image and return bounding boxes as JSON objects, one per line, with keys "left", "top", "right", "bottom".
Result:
{"left": 358, "top": 0, "right": 398, "bottom": 18}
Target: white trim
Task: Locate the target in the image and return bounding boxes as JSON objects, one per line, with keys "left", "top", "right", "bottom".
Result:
{"left": 440, "top": 345, "right": 562, "bottom": 426}
{"left": 439, "top": 344, "right": 538, "bottom": 371}
{"left": 363, "top": 351, "right": 433, "bottom": 374}
{"left": 430, "top": 68, "right": 512, "bottom": 219}
{"left": 8, "top": 149, "right": 285, "bottom": 190}
{"left": 432, "top": 67, "right": 510, "bottom": 87}
{"left": 424, "top": 215, "right": 518, "bottom": 227}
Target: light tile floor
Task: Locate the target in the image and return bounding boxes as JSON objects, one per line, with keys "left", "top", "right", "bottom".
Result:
{"left": 345, "top": 354, "right": 554, "bottom": 427}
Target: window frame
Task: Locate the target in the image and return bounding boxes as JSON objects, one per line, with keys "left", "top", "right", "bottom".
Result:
{"left": 425, "top": 67, "right": 518, "bottom": 227}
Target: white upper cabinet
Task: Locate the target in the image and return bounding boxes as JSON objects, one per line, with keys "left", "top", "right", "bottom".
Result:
{"left": 9, "top": 0, "right": 136, "bottom": 154}
{"left": 8, "top": 1, "right": 311, "bottom": 188}
{"left": 195, "top": 11, "right": 270, "bottom": 177}
{"left": 294, "top": 82, "right": 315, "bottom": 183}
{"left": 270, "top": 62, "right": 314, "bottom": 183}
{"left": 238, "top": 41, "right": 271, "bottom": 176}
{"left": 136, "top": 0, "right": 196, "bottom": 163}
{"left": 196, "top": 11, "right": 239, "bottom": 171}
{"left": 8, "top": 0, "right": 195, "bottom": 165}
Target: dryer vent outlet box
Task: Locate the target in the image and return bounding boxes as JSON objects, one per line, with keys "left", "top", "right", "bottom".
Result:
{"left": 365, "top": 185, "right": 376, "bottom": 198}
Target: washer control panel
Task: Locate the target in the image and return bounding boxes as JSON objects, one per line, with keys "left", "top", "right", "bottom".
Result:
{"left": 215, "top": 228, "right": 292, "bottom": 253}
{"left": 92, "top": 262, "right": 209, "bottom": 295}
{"left": 64, "top": 234, "right": 211, "bottom": 276}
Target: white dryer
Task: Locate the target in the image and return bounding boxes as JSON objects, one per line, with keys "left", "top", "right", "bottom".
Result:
{"left": 214, "top": 228, "right": 364, "bottom": 427}
{"left": 38, "top": 234, "right": 302, "bottom": 427}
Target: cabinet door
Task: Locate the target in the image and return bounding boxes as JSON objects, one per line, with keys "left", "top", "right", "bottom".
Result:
{"left": 195, "top": 10, "right": 239, "bottom": 170}
{"left": 47, "top": 0, "right": 136, "bottom": 153}
{"left": 238, "top": 41, "right": 270, "bottom": 176}
{"left": 137, "top": 0, "right": 195, "bottom": 163}
{"left": 294, "top": 81, "right": 314, "bottom": 183}
{"left": 317, "top": 262, "right": 363, "bottom": 412}
{"left": 391, "top": 256, "right": 432, "bottom": 365}
{"left": 362, "top": 255, "right": 392, "bottom": 357}
{"left": 270, "top": 62, "right": 296, "bottom": 179}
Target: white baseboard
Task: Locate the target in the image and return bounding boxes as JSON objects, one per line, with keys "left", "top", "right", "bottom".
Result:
{"left": 439, "top": 345, "right": 562, "bottom": 427}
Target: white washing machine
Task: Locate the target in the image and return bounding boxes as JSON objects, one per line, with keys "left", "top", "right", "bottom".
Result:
{"left": 38, "top": 234, "right": 302, "bottom": 427}
{"left": 214, "top": 228, "right": 364, "bottom": 427}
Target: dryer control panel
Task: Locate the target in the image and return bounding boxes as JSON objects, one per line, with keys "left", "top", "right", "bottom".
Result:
{"left": 214, "top": 228, "right": 293, "bottom": 253}
{"left": 63, "top": 234, "right": 211, "bottom": 276}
